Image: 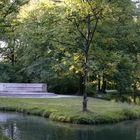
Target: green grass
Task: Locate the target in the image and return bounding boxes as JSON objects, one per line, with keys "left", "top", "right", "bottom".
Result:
{"left": 0, "top": 97, "right": 140, "bottom": 124}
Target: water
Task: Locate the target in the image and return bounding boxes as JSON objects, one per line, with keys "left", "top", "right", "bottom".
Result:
{"left": 0, "top": 112, "right": 139, "bottom": 140}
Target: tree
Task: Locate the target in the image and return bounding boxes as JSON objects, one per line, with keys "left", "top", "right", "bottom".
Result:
{"left": 63, "top": 0, "right": 134, "bottom": 111}
{"left": 114, "top": 57, "right": 133, "bottom": 98}
{"left": 17, "top": 0, "right": 134, "bottom": 110}
{"left": 63, "top": 0, "right": 110, "bottom": 111}
{"left": 16, "top": 0, "right": 80, "bottom": 86}
{"left": 0, "top": 0, "right": 28, "bottom": 37}
{"left": 2, "top": 0, "right": 136, "bottom": 105}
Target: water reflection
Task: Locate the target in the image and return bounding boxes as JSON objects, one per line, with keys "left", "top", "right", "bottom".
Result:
{"left": 0, "top": 112, "right": 139, "bottom": 140}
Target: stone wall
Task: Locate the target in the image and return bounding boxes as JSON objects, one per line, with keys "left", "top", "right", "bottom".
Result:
{"left": 0, "top": 83, "right": 47, "bottom": 92}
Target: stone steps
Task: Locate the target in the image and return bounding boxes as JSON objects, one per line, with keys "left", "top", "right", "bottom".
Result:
{"left": 0, "top": 83, "right": 56, "bottom": 98}
{"left": 0, "top": 83, "right": 47, "bottom": 92}
{"left": 0, "top": 91, "right": 53, "bottom": 95}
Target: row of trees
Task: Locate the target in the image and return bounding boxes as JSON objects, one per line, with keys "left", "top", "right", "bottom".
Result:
{"left": 1, "top": 0, "right": 140, "bottom": 110}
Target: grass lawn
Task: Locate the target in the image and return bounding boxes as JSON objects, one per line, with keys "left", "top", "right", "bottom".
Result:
{"left": 0, "top": 97, "right": 140, "bottom": 124}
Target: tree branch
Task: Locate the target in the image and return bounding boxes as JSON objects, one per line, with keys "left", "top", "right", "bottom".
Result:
{"left": 88, "top": 17, "right": 99, "bottom": 47}
{"left": 66, "top": 17, "right": 87, "bottom": 42}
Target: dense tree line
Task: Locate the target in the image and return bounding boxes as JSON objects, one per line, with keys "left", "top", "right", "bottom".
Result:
{"left": 1, "top": 0, "right": 140, "bottom": 110}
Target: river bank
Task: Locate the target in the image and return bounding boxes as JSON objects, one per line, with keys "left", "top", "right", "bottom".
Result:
{"left": 0, "top": 97, "right": 140, "bottom": 124}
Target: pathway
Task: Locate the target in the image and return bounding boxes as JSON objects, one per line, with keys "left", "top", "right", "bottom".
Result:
{"left": 0, "top": 92, "right": 76, "bottom": 98}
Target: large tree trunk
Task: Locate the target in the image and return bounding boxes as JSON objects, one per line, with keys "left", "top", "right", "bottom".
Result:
{"left": 82, "top": 51, "right": 88, "bottom": 112}
{"left": 82, "top": 14, "right": 91, "bottom": 112}
{"left": 78, "top": 73, "right": 84, "bottom": 95}
{"left": 81, "top": 14, "right": 99, "bottom": 112}
{"left": 101, "top": 75, "right": 106, "bottom": 93}
{"left": 82, "top": 75, "right": 87, "bottom": 112}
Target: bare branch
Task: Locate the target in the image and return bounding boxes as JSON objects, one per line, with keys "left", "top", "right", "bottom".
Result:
{"left": 88, "top": 17, "right": 99, "bottom": 47}
{"left": 66, "top": 17, "right": 87, "bottom": 41}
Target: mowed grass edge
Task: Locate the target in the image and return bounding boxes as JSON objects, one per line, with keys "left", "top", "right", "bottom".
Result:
{"left": 0, "top": 97, "right": 140, "bottom": 124}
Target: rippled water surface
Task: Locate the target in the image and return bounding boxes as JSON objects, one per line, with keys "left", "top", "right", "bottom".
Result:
{"left": 0, "top": 112, "right": 139, "bottom": 140}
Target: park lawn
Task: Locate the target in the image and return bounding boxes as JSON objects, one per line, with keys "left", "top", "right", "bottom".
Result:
{"left": 0, "top": 97, "right": 139, "bottom": 124}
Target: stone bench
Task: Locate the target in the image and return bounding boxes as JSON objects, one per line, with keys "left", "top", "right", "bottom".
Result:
{"left": 0, "top": 83, "right": 47, "bottom": 93}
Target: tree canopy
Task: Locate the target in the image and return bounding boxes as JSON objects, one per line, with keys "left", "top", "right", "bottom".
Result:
{"left": 0, "top": 0, "right": 140, "bottom": 109}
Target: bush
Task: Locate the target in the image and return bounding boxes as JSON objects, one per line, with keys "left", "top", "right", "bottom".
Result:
{"left": 48, "top": 75, "right": 79, "bottom": 94}
{"left": 86, "top": 82, "right": 96, "bottom": 96}
{"left": 0, "top": 63, "right": 15, "bottom": 82}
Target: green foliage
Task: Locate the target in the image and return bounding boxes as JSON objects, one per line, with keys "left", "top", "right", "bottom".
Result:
{"left": 0, "top": 0, "right": 140, "bottom": 100}
{"left": 0, "top": 0, "right": 29, "bottom": 38}
{"left": 0, "top": 63, "right": 14, "bottom": 82}
{"left": 48, "top": 75, "right": 79, "bottom": 94}
{"left": 86, "top": 82, "right": 96, "bottom": 96}
{"left": 114, "top": 57, "right": 134, "bottom": 95}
